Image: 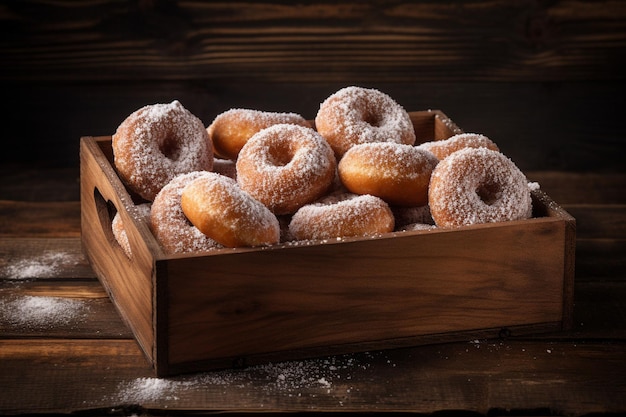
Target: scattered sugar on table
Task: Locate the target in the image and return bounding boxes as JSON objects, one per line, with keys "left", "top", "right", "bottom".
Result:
{"left": 3, "top": 251, "right": 80, "bottom": 280}
{"left": 111, "top": 352, "right": 397, "bottom": 405}
{"left": 115, "top": 378, "right": 186, "bottom": 403}
{"left": 0, "top": 295, "right": 89, "bottom": 329}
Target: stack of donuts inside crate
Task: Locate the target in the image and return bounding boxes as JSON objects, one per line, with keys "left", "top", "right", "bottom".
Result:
{"left": 110, "top": 86, "right": 534, "bottom": 257}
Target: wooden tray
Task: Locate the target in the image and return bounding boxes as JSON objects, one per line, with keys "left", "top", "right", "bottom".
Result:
{"left": 80, "top": 110, "right": 576, "bottom": 376}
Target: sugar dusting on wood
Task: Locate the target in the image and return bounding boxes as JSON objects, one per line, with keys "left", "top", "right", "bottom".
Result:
{"left": 2, "top": 251, "right": 81, "bottom": 280}
{"left": 111, "top": 344, "right": 568, "bottom": 410}
{"left": 115, "top": 378, "right": 184, "bottom": 402}
{"left": 0, "top": 295, "right": 89, "bottom": 328}
{"left": 112, "top": 352, "right": 395, "bottom": 406}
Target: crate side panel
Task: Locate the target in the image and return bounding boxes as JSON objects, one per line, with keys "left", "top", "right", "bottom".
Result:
{"left": 163, "top": 218, "right": 567, "bottom": 366}
{"left": 409, "top": 111, "right": 437, "bottom": 143}
{"left": 80, "top": 138, "right": 155, "bottom": 364}
{"left": 434, "top": 111, "right": 463, "bottom": 140}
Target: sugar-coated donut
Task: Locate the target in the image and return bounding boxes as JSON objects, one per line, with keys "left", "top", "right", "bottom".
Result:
{"left": 315, "top": 86, "right": 416, "bottom": 157}
{"left": 113, "top": 101, "right": 213, "bottom": 201}
{"left": 111, "top": 213, "right": 131, "bottom": 257}
{"left": 338, "top": 142, "right": 439, "bottom": 207}
{"left": 418, "top": 133, "right": 499, "bottom": 161}
{"left": 208, "top": 108, "right": 311, "bottom": 160}
{"left": 151, "top": 171, "right": 222, "bottom": 254}
{"left": 429, "top": 148, "right": 532, "bottom": 228}
{"left": 236, "top": 124, "right": 337, "bottom": 215}
{"left": 181, "top": 173, "right": 280, "bottom": 248}
{"left": 289, "top": 192, "right": 394, "bottom": 241}
{"left": 112, "top": 203, "right": 151, "bottom": 258}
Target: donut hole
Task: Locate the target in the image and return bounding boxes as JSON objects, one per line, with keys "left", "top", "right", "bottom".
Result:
{"left": 363, "top": 111, "right": 383, "bottom": 128}
{"left": 267, "top": 142, "right": 295, "bottom": 167}
{"left": 160, "top": 136, "right": 182, "bottom": 161}
{"left": 476, "top": 182, "right": 502, "bottom": 206}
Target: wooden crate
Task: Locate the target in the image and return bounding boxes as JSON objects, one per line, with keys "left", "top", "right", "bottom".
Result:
{"left": 80, "top": 110, "right": 576, "bottom": 376}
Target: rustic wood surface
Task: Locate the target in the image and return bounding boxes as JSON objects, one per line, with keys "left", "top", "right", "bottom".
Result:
{"left": 1, "top": 169, "right": 625, "bottom": 416}
{"left": 1, "top": 0, "right": 625, "bottom": 415}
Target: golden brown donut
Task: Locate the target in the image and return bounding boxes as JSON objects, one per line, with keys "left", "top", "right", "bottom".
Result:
{"left": 150, "top": 171, "right": 222, "bottom": 254}
{"left": 111, "top": 212, "right": 130, "bottom": 257}
{"left": 289, "top": 192, "right": 394, "bottom": 241}
{"left": 181, "top": 173, "right": 280, "bottom": 248}
{"left": 428, "top": 148, "right": 532, "bottom": 228}
{"left": 112, "top": 101, "right": 213, "bottom": 201}
{"left": 315, "top": 86, "right": 416, "bottom": 157}
{"left": 418, "top": 133, "right": 499, "bottom": 161}
{"left": 338, "top": 142, "right": 438, "bottom": 206}
{"left": 208, "top": 108, "right": 311, "bottom": 160}
{"left": 236, "top": 124, "right": 337, "bottom": 215}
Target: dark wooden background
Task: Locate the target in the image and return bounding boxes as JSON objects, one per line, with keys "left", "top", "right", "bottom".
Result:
{"left": 1, "top": 0, "right": 625, "bottom": 175}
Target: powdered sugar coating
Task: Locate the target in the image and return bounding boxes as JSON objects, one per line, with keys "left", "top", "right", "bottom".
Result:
{"left": 429, "top": 148, "right": 532, "bottom": 228}
{"left": 315, "top": 86, "right": 416, "bottom": 156}
{"left": 208, "top": 108, "right": 311, "bottom": 160}
{"left": 418, "top": 133, "right": 499, "bottom": 161}
{"left": 289, "top": 192, "right": 394, "bottom": 241}
{"left": 339, "top": 142, "right": 438, "bottom": 206}
{"left": 181, "top": 173, "right": 280, "bottom": 248}
{"left": 113, "top": 100, "right": 213, "bottom": 201}
{"left": 236, "top": 124, "right": 337, "bottom": 215}
{"left": 151, "top": 171, "right": 222, "bottom": 254}
{"left": 0, "top": 296, "right": 89, "bottom": 329}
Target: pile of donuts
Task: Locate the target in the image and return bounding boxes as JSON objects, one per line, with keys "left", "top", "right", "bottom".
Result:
{"left": 110, "top": 86, "right": 534, "bottom": 257}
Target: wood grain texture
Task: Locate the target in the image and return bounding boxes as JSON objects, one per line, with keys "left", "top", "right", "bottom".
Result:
{"left": 0, "top": 338, "right": 624, "bottom": 414}
{"left": 0, "top": 1, "right": 624, "bottom": 83}
{"left": 163, "top": 218, "right": 569, "bottom": 371}
{"left": 0, "top": 201, "right": 81, "bottom": 237}
{"left": 80, "top": 137, "right": 156, "bottom": 366}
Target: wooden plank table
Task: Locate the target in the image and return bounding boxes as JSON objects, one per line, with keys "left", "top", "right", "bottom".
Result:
{"left": 1, "top": 168, "right": 624, "bottom": 416}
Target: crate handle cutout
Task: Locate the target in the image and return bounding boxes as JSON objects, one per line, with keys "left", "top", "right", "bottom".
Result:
{"left": 93, "top": 186, "right": 133, "bottom": 259}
